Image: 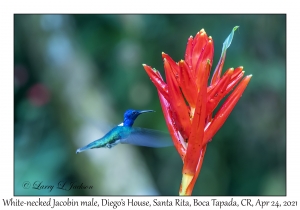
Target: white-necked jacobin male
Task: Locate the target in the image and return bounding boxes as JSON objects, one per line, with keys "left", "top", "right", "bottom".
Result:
{"left": 76, "top": 109, "right": 173, "bottom": 154}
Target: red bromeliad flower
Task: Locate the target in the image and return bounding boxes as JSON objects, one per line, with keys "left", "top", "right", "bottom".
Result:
{"left": 143, "top": 26, "right": 252, "bottom": 195}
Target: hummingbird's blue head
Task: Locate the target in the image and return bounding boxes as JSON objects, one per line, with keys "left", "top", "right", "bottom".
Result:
{"left": 123, "top": 109, "right": 154, "bottom": 127}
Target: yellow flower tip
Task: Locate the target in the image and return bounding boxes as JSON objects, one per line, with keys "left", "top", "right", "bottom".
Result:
{"left": 180, "top": 173, "right": 193, "bottom": 196}
{"left": 189, "top": 35, "right": 193, "bottom": 38}
{"left": 162, "top": 52, "right": 165, "bottom": 55}
{"left": 208, "top": 36, "right": 212, "bottom": 39}
{"left": 229, "top": 68, "right": 234, "bottom": 72}
{"left": 180, "top": 59, "right": 184, "bottom": 63}
{"left": 200, "top": 28, "right": 205, "bottom": 33}
{"left": 233, "top": 26, "right": 239, "bottom": 31}
{"left": 242, "top": 71, "right": 245, "bottom": 74}
{"left": 243, "top": 74, "right": 253, "bottom": 83}
{"left": 142, "top": 64, "right": 146, "bottom": 66}
{"left": 240, "top": 66, "right": 244, "bottom": 69}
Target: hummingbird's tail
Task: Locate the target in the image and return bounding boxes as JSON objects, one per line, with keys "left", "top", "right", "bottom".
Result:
{"left": 76, "top": 141, "right": 98, "bottom": 154}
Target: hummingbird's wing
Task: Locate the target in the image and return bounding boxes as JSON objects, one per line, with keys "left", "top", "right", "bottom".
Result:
{"left": 120, "top": 127, "right": 173, "bottom": 148}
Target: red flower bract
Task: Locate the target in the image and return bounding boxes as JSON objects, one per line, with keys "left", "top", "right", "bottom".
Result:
{"left": 143, "top": 26, "right": 252, "bottom": 195}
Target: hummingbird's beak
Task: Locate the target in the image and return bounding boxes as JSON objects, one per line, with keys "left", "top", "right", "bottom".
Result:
{"left": 138, "top": 110, "right": 155, "bottom": 115}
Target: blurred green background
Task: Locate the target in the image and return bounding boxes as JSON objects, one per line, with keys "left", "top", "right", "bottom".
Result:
{"left": 14, "top": 14, "right": 286, "bottom": 196}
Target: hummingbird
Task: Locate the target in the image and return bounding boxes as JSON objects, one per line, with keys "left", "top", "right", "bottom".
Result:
{"left": 76, "top": 109, "right": 173, "bottom": 154}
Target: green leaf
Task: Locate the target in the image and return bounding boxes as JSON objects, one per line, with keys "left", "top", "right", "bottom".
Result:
{"left": 221, "top": 26, "right": 239, "bottom": 56}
